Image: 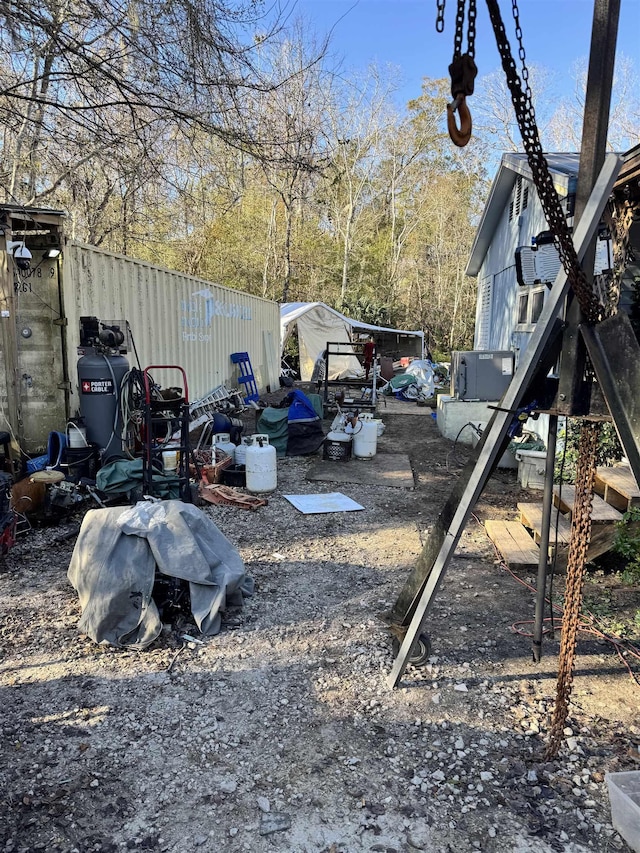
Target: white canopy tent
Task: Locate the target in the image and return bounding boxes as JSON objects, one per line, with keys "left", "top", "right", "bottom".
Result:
{"left": 280, "top": 302, "right": 424, "bottom": 381}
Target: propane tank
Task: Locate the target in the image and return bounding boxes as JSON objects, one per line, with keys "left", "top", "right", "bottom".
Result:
{"left": 245, "top": 434, "right": 277, "bottom": 494}
{"left": 351, "top": 412, "right": 378, "bottom": 459}
{"left": 234, "top": 436, "right": 251, "bottom": 467}
{"left": 77, "top": 351, "right": 129, "bottom": 461}
{"left": 214, "top": 433, "right": 236, "bottom": 462}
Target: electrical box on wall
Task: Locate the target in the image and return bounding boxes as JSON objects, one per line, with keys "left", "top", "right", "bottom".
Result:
{"left": 450, "top": 351, "right": 515, "bottom": 401}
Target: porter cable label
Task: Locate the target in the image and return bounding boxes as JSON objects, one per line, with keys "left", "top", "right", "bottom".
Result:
{"left": 81, "top": 378, "right": 114, "bottom": 394}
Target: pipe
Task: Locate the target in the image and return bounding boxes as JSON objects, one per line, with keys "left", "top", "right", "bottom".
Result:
{"left": 532, "top": 414, "right": 558, "bottom": 662}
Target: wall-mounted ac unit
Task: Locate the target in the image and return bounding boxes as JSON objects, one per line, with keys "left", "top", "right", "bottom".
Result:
{"left": 515, "top": 242, "right": 562, "bottom": 287}
{"left": 450, "top": 350, "right": 515, "bottom": 401}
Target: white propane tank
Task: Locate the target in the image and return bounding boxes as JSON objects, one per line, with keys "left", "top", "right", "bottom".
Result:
{"left": 352, "top": 413, "right": 378, "bottom": 459}
{"left": 234, "top": 436, "right": 250, "bottom": 466}
{"left": 214, "top": 433, "right": 236, "bottom": 462}
{"left": 245, "top": 434, "right": 277, "bottom": 493}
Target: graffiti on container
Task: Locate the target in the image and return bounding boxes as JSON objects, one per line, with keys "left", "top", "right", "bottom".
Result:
{"left": 181, "top": 291, "right": 252, "bottom": 342}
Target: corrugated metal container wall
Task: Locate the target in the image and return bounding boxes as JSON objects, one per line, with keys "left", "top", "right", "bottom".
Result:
{"left": 62, "top": 243, "right": 280, "bottom": 404}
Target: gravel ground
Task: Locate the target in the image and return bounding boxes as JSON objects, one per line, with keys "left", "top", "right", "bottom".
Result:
{"left": 1, "top": 398, "right": 639, "bottom": 853}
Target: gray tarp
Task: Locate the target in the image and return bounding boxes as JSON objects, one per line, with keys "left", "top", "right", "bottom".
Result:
{"left": 67, "top": 500, "right": 253, "bottom": 648}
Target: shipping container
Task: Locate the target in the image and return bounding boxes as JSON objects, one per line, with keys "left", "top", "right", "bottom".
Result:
{"left": 1, "top": 208, "right": 280, "bottom": 453}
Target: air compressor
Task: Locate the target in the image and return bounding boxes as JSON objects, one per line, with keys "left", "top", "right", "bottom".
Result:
{"left": 77, "top": 316, "right": 129, "bottom": 463}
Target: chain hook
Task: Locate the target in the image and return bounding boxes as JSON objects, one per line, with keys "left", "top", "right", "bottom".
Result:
{"left": 447, "top": 53, "right": 477, "bottom": 147}
{"left": 447, "top": 95, "right": 472, "bottom": 147}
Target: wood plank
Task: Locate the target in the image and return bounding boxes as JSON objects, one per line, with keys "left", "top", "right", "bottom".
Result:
{"left": 595, "top": 466, "right": 640, "bottom": 512}
{"left": 485, "top": 520, "right": 540, "bottom": 570}
{"left": 517, "top": 502, "right": 572, "bottom": 546}
{"left": 554, "top": 522, "right": 630, "bottom": 572}
{"left": 552, "top": 484, "right": 623, "bottom": 522}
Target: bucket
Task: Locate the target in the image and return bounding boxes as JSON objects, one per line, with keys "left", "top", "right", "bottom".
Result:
{"left": 245, "top": 434, "right": 277, "bottom": 494}
{"left": 47, "top": 431, "right": 67, "bottom": 468}
{"left": 26, "top": 454, "right": 48, "bottom": 475}
{"left": 351, "top": 415, "right": 378, "bottom": 459}
{"left": 162, "top": 448, "right": 179, "bottom": 472}
{"left": 221, "top": 464, "right": 246, "bottom": 487}
{"left": 67, "top": 421, "right": 88, "bottom": 448}
{"left": 323, "top": 431, "right": 352, "bottom": 462}
{"left": 62, "top": 445, "right": 98, "bottom": 483}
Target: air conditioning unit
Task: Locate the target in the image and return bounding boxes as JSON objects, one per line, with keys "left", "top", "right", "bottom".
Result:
{"left": 450, "top": 351, "right": 515, "bottom": 401}
{"left": 515, "top": 232, "right": 562, "bottom": 287}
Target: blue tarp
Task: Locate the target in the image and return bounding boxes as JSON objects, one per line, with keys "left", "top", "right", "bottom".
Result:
{"left": 286, "top": 389, "right": 322, "bottom": 423}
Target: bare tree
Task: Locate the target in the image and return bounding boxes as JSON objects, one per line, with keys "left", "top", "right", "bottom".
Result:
{"left": 238, "top": 21, "right": 330, "bottom": 302}
{"left": 321, "top": 66, "right": 395, "bottom": 304}
{"left": 0, "top": 0, "right": 320, "bottom": 233}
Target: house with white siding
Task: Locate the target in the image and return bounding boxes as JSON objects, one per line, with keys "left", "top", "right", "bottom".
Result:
{"left": 465, "top": 153, "right": 613, "bottom": 367}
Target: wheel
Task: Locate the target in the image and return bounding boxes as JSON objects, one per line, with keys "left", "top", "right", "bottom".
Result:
{"left": 391, "top": 632, "right": 432, "bottom": 667}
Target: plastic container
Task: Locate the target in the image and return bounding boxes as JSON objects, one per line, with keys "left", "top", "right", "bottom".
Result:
{"left": 323, "top": 431, "right": 352, "bottom": 462}
{"left": 67, "top": 420, "right": 88, "bottom": 449}
{"left": 245, "top": 434, "right": 277, "bottom": 494}
{"left": 516, "top": 449, "right": 547, "bottom": 489}
{"left": 62, "top": 444, "right": 98, "bottom": 483}
{"left": 162, "top": 447, "right": 179, "bottom": 472}
{"left": 606, "top": 771, "right": 640, "bottom": 852}
{"left": 221, "top": 464, "right": 246, "bottom": 487}
{"left": 351, "top": 413, "right": 378, "bottom": 460}
{"left": 214, "top": 433, "right": 236, "bottom": 462}
{"left": 47, "top": 431, "right": 67, "bottom": 468}
{"left": 372, "top": 419, "right": 385, "bottom": 438}
{"left": 26, "top": 454, "right": 48, "bottom": 474}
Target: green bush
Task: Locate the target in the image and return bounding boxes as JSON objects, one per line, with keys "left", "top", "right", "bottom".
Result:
{"left": 554, "top": 420, "right": 624, "bottom": 484}
{"left": 613, "top": 508, "right": 640, "bottom": 586}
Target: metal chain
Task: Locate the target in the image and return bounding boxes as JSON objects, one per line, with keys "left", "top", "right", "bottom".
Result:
{"left": 601, "top": 198, "right": 635, "bottom": 317}
{"left": 467, "top": 0, "right": 477, "bottom": 59}
{"left": 485, "top": 0, "right": 602, "bottom": 324}
{"left": 546, "top": 421, "right": 600, "bottom": 759}
{"left": 451, "top": 0, "right": 477, "bottom": 57}
{"left": 453, "top": 0, "right": 465, "bottom": 56}
{"left": 436, "top": 0, "right": 446, "bottom": 33}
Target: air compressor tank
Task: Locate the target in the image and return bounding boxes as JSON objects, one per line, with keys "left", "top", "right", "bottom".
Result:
{"left": 78, "top": 351, "right": 129, "bottom": 462}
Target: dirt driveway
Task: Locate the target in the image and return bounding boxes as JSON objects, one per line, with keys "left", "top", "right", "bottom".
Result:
{"left": 1, "top": 397, "right": 639, "bottom": 853}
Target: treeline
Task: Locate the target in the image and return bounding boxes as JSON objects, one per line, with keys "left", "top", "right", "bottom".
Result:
{"left": 1, "top": 1, "right": 638, "bottom": 355}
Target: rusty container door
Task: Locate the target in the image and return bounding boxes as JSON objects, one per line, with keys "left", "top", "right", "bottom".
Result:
{"left": 13, "top": 257, "right": 67, "bottom": 454}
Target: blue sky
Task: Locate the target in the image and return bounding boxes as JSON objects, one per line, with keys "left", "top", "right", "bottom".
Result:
{"left": 293, "top": 0, "right": 640, "bottom": 107}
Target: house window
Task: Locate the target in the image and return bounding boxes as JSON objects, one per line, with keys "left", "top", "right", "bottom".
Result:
{"left": 531, "top": 289, "right": 544, "bottom": 322}
{"left": 518, "top": 293, "right": 529, "bottom": 324}
{"left": 516, "top": 285, "right": 546, "bottom": 329}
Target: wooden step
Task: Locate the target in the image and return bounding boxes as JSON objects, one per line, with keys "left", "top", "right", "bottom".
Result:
{"left": 518, "top": 502, "right": 572, "bottom": 546}
{"left": 552, "top": 485, "right": 623, "bottom": 522}
{"left": 485, "top": 520, "right": 539, "bottom": 570}
{"left": 594, "top": 466, "right": 640, "bottom": 512}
